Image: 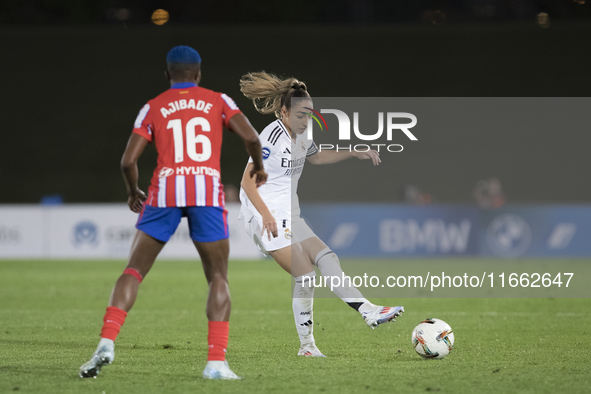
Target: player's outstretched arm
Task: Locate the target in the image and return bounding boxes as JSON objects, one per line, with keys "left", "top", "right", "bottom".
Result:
{"left": 121, "top": 133, "right": 148, "bottom": 213}
{"left": 307, "top": 149, "right": 381, "bottom": 166}
{"left": 228, "top": 113, "right": 268, "bottom": 187}
{"left": 240, "top": 163, "right": 278, "bottom": 240}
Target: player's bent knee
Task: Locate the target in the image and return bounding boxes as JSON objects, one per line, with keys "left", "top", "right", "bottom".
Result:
{"left": 314, "top": 247, "right": 338, "bottom": 266}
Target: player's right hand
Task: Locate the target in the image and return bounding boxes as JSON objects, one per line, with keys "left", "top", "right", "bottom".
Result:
{"left": 355, "top": 149, "right": 381, "bottom": 165}
{"left": 250, "top": 166, "right": 268, "bottom": 188}
{"left": 128, "top": 188, "right": 147, "bottom": 213}
{"left": 261, "top": 213, "right": 278, "bottom": 241}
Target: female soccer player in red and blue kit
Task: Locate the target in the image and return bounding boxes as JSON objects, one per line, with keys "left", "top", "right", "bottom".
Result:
{"left": 79, "top": 46, "right": 267, "bottom": 380}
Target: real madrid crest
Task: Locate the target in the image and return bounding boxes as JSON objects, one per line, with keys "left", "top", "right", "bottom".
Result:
{"left": 301, "top": 141, "right": 305, "bottom": 152}
{"left": 284, "top": 229, "right": 292, "bottom": 239}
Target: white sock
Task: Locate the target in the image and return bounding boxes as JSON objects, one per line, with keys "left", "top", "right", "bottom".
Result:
{"left": 315, "top": 248, "right": 375, "bottom": 314}
{"left": 97, "top": 338, "right": 114, "bottom": 350}
{"left": 293, "top": 271, "right": 316, "bottom": 347}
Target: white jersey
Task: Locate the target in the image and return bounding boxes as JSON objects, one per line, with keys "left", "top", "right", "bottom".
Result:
{"left": 239, "top": 119, "right": 318, "bottom": 221}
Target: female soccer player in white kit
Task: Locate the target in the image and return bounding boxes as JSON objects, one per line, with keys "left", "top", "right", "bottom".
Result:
{"left": 238, "top": 72, "right": 404, "bottom": 357}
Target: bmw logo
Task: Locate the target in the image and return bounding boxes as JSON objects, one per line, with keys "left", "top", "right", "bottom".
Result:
{"left": 486, "top": 214, "right": 531, "bottom": 257}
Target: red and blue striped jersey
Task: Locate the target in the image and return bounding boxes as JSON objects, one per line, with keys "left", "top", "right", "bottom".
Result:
{"left": 132, "top": 83, "right": 241, "bottom": 208}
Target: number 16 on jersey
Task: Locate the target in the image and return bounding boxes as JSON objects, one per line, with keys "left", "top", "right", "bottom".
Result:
{"left": 167, "top": 117, "right": 212, "bottom": 163}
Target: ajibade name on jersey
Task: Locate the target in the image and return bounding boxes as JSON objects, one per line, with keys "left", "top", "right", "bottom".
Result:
{"left": 159, "top": 98, "right": 216, "bottom": 118}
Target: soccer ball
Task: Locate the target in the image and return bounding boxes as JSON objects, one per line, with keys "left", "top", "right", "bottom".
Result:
{"left": 411, "top": 318, "right": 454, "bottom": 359}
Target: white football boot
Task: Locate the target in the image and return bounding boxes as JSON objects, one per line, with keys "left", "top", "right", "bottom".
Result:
{"left": 297, "top": 343, "right": 326, "bottom": 357}
{"left": 202, "top": 360, "right": 241, "bottom": 380}
{"left": 362, "top": 306, "right": 404, "bottom": 329}
{"left": 79, "top": 338, "right": 115, "bottom": 378}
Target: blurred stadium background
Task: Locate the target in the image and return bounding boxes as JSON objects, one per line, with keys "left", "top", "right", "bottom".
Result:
{"left": 0, "top": 0, "right": 589, "bottom": 259}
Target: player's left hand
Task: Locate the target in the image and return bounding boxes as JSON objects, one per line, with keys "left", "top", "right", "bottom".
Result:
{"left": 355, "top": 149, "right": 381, "bottom": 165}
{"left": 128, "top": 188, "right": 147, "bottom": 213}
{"left": 250, "top": 166, "right": 268, "bottom": 188}
{"left": 261, "top": 213, "right": 278, "bottom": 240}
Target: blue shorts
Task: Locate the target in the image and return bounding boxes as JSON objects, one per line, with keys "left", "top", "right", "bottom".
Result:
{"left": 136, "top": 205, "right": 228, "bottom": 243}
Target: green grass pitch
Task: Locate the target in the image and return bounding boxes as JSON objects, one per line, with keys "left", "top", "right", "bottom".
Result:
{"left": 1, "top": 259, "right": 590, "bottom": 393}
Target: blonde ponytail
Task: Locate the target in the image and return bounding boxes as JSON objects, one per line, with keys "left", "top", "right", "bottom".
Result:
{"left": 240, "top": 72, "right": 308, "bottom": 118}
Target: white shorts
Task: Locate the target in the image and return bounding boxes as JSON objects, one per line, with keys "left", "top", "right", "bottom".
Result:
{"left": 243, "top": 214, "right": 317, "bottom": 256}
